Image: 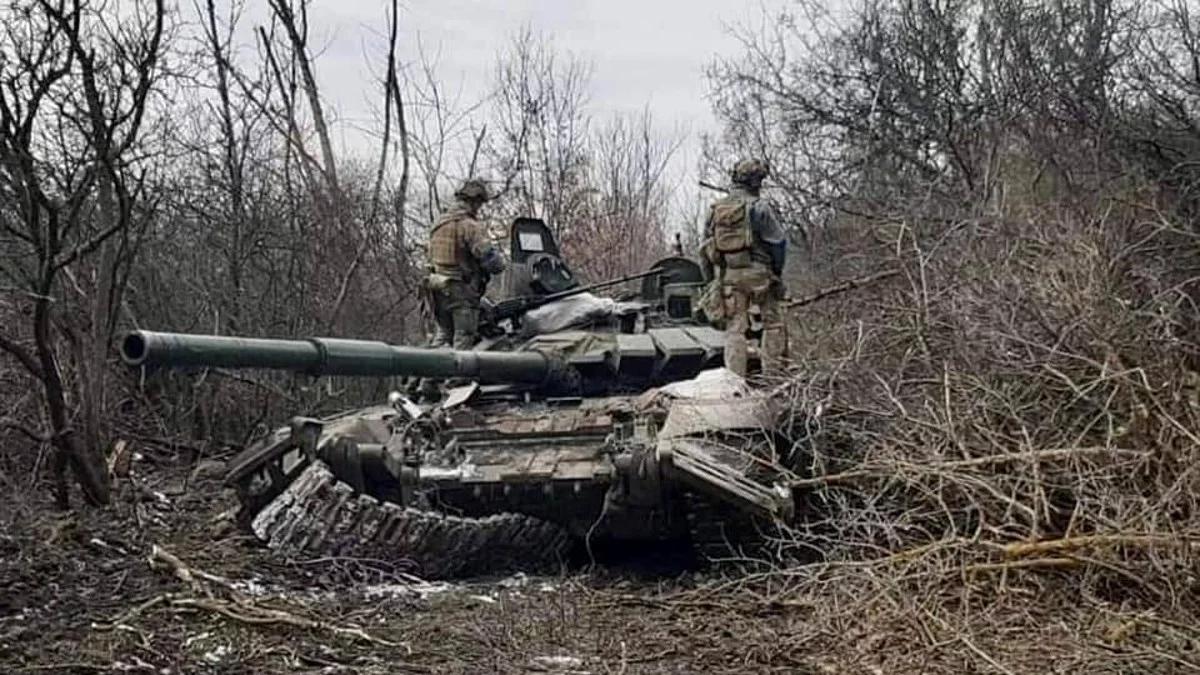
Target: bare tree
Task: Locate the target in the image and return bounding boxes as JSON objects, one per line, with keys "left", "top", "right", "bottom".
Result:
{"left": 488, "top": 27, "right": 593, "bottom": 237}
{"left": 563, "top": 109, "right": 681, "bottom": 278}
{"left": 0, "top": 0, "right": 167, "bottom": 506}
{"left": 402, "top": 39, "right": 488, "bottom": 226}
{"left": 110, "top": 0, "right": 425, "bottom": 455}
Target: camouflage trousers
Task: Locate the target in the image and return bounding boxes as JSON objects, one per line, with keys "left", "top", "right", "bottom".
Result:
{"left": 428, "top": 275, "right": 482, "bottom": 350}
{"left": 412, "top": 275, "right": 482, "bottom": 397}
{"left": 721, "top": 263, "right": 786, "bottom": 378}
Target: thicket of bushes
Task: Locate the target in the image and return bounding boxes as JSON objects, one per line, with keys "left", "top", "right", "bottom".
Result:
{"left": 702, "top": 0, "right": 1200, "bottom": 669}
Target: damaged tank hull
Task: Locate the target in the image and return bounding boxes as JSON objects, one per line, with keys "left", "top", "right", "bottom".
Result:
{"left": 209, "top": 357, "right": 793, "bottom": 578}
{"left": 123, "top": 218, "right": 795, "bottom": 578}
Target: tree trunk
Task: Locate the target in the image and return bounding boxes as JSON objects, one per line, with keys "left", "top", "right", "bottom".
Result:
{"left": 34, "top": 290, "right": 110, "bottom": 506}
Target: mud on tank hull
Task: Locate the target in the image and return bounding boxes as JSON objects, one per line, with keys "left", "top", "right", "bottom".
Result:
{"left": 223, "top": 379, "right": 795, "bottom": 579}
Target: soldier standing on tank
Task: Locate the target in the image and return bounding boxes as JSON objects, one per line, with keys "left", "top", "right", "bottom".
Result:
{"left": 702, "top": 159, "right": 787, "bottom": 378}
{"left": 413, "top": 179, "right": 506, "bottom": 397}
{"left": 426, "top": 178, "right": 507, "bottom": 350}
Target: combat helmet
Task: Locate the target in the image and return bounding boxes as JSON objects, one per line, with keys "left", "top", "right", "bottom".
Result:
{"left": 730, "top": 159, "right": 770, "bottom": 187}
{"left": 454, "top": 178, "right": 491, "bottom": 203}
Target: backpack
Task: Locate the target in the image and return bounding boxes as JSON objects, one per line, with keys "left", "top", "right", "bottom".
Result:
{"left": 710, "top": 196, "right": 753, "bottom": 254}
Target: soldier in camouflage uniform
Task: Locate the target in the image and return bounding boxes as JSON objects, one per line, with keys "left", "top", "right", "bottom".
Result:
{"left": 702, "top": 159, "right": 787, "bottom": 378}
{"left": 425, "top": 179, "right": 507, "bottom": 351}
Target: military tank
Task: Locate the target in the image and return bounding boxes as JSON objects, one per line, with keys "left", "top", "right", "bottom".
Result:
{"left": 119, "top": 218, "right": 796, "bottom": 578}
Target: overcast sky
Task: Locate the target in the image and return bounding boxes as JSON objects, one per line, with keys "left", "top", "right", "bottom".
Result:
{"left": 234, "top": 0, "right": 768, "bottom": 198}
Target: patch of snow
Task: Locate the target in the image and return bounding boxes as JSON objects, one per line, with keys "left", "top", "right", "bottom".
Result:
{"left": 231, "top": 577, "right": 270, "bottom": 597}
{"left": 362, "top": 580, "right": 456, "bottom": 599}
{"left": 202, "top": 645, "right": 231, "bottom": 664}
{"left": 498, "top": 572, "right": 529, "bottom": 588}
{"left": 530, "top": 655, "right": 587, "bottom": 672}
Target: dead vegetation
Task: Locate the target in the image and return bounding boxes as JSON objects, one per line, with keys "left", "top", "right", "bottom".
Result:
{"left": 5, "top": 0, "right": 1200, "bottom": 672}
{"left": 690, "top": 0, "right": 1200, "bottom": 670}
{"left": 717, "top": 194, "right": 1200, "bottom": 672}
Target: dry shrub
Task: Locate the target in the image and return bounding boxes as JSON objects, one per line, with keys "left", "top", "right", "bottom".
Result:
{"left": 751, "top": 179, "right": 1200, "bottom": 671}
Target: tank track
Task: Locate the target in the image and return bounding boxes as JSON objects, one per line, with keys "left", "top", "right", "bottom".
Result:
{"left": 248, "top": 461, "right": 571, "bottom": 579}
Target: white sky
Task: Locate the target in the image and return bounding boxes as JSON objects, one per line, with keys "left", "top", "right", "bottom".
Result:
{"left": 231, "top": 0, "right": 767, "bottom": 200}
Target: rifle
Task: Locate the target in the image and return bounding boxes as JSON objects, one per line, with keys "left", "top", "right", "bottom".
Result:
{"left": 484, "top": 267, "right": 666, "bottom": 325}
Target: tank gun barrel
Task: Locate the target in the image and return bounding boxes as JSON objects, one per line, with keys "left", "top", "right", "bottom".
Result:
{"left": 120, "top": 330, "right": 559, "bottom": 384}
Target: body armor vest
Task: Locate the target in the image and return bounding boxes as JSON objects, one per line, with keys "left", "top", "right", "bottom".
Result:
{"left": 429, "top": 213, "right": 471, "bottom": 275}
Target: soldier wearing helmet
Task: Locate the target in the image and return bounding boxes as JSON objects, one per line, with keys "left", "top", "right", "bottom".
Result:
{"left": 425, "top": 178, "right": 507, "bottom": 353}
{"left": 701, "top": 159, "right": 788, "bottom": 377}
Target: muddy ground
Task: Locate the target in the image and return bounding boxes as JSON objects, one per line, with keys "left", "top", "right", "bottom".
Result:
{"left": 4, "top": 458, "right": 1196, "bottom": 674}
{"left": 0, "top": 459, "right": 819, "bottom": 675}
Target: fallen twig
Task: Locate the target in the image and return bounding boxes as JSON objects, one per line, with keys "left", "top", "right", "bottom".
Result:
{"left": 94, "top": 592, "right": 172, "bottom": 628}
{"left": 958, "top": 635, "right": 1015, "bottom": 675}
{"left": 999, "top": 534, "right": 1200, "bottom": 558}
{"left": 148, "top": 544, "right": 238, "bottom": 594}
{"left": 134, "top": 543, "right": 406, "bottom": 649}
{"left": 961, "top": 557, "right": 1079, "bottom": 574}
{"left": 169, "top": 596, "right": 404, "bottom": 648}
{"left": 148, "top": 544, "right": 210, "bottom": 595}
